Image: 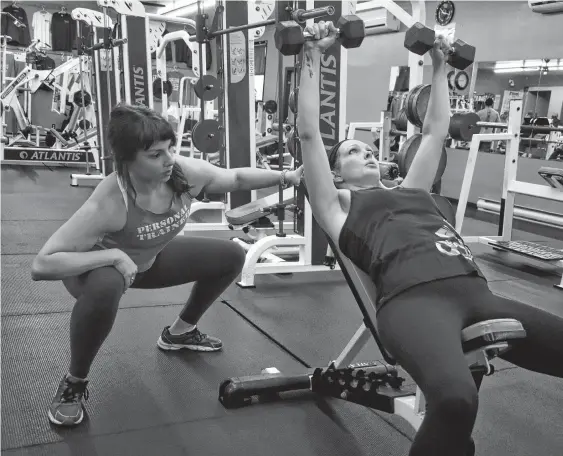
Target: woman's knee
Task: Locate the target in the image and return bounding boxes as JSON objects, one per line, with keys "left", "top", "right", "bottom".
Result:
{"left": 428, "top": 380, "right": 479, "bottom": 424}
{"left": 222, "top": 241, "right": 246, "bottom": 276}
{"left": 73, "top": 266, "right": 125, "bottom": 302}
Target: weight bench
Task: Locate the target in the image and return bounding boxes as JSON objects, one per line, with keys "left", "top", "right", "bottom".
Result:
{"left": 219, "top": 193, "right": 527, "bottom": 444}
{"left": 225, "top": 187, "right": 301, "bottom": 266}
{"left": 226, "top": 187, "right": 295, "bottom": 231}
{"left": 224, "top": 186, "right": 345, "bottom": 287}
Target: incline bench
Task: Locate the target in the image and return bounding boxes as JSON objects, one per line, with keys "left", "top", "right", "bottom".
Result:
{"left": 218, "top": 190, "right": 527, "bottom": 451}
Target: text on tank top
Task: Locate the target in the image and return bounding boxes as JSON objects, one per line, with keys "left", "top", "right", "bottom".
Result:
{"left": 338, "top": 187, "right": 485, "bottom": 309}
{"left": 96, "top": 177, "right": 192, "bottom": 272}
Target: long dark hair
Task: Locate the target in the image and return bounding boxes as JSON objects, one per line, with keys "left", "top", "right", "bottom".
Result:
{"left": 107, "top": 104, "right": 193, "bottom": 202}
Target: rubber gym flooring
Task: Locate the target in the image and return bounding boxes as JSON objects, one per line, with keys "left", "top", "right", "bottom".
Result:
{"left": 2, "top": 166, "right": 563, "bottom": 456}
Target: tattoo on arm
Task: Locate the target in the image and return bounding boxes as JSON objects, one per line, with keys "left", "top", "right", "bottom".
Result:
{"left": 305, "top": 53, "right": 313, "bottom": 78}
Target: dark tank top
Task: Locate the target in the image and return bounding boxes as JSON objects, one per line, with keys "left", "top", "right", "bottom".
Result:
{"left": 94, "top": 176, "right": 192, "bottom": 272}
{"left": 338, "top": 186, "right": 485, "bottom": 310}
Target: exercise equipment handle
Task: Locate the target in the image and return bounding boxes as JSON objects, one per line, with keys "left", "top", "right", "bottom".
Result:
{"left": 272, "top": 123, "right": 291, "bottom": 133}
{"left": 292, "top": 6, "right": 335, "bottom": 22}
{"left": 87, "top": 38, "right": 128, "bottom": 52}
{"left": 303, "top": 26, "right": 342, "bottom": 41}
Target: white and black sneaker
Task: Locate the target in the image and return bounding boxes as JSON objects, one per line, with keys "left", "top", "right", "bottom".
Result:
{"left": 157, "top": 326, "right": 222, "bottom": 352}
{"left": 48, "top": 375, "right": 89, "bottom": 427}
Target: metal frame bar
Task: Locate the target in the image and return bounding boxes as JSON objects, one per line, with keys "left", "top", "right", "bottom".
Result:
{"left": 454, "top": 98, "right": 563, "bottom": 288}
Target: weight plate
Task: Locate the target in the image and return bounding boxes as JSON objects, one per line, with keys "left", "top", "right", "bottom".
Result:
{"left": 393, "top": 108, "right": 408, "bottom": 132}
{"left": 263, "top": 100, "right": 277, "bottom": 114}
{"left": 411, "top": 84, "right": 431, "bottom": 128}
{"left": 435, "top": 1, "right": 455, "bottom": 26}
{"left": 405, "top": 85, "right": 423, "bottom": 128}
{"left": 397, "top": 133, "right": 447, "bottom": 184}
{"left": 289, "top": 89, "right": 298, "bottom": 114}
{"left": 194, "top": 75, "right": 221, "bottom": 101}
{"left": 449, "top": 112, "right": 480, "bottom": 142}
{"left": 286, "top": 127, "right": 300, "bottom": 159}
{"left": 398, "top": 133, "right": 419, "bottom": 177}
{"left": 454, "top": 71, "right": 469, "bottom": 91}
{"left": 192, "top": 119, "right": 221, "bottom": 154}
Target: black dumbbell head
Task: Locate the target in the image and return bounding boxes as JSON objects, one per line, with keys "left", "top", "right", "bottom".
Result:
{"left": 336, "top": 15, "right": 365, "bottom": 49}
{"left": 275, "top": 21, "right": 305, "bottom": 56}
{"left": 448, "top": 39, "right": 475, "bottom": 70}
{"left": 404, "top": 22, "right": 435, "bottom": 55}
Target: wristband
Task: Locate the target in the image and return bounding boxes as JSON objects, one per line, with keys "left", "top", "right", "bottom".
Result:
{"left": 280, "top": 169, "right": 289, "bottom": 188}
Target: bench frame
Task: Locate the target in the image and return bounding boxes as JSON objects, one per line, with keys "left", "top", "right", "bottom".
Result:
{"left": 328, "top": 233, "right": 524, "bottom": 431}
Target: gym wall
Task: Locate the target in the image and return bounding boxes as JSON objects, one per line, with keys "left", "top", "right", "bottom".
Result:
{"left": 346, "top": 1, "right": 563, "bottom": 124}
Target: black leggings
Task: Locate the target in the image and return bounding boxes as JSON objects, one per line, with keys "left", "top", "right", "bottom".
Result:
{"left": 67, "top": 236, "right": 246, "bottom": 379}
{"left": 376, "top": 275, "right": 563, "bottom": 456}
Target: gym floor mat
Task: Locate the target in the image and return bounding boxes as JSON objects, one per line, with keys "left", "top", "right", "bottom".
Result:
{"left": 1, "top": 221, "right": 66, "bottom": 255}
{"left": 1, "top": 254, "right": 200, "bottom": 316}
{"left": 3, "top": 166, "right": 562, "bottom": 456}
{"left": 1, "top": 303, "right": 414, "bottom": 456}
{"left": 0, "top": 400, "right": 413, "bottom": 456}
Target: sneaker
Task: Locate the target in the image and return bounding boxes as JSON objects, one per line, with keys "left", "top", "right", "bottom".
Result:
{"left": 48, "top": 375, "right": 89, "bottom": 427}
{"left": 157, "top": 326, "right": 223, "bottom": 352}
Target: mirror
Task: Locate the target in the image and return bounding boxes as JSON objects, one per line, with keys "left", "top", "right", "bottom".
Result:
{"left": 387, "top": 58, "right": 563, "bottom": 161}
{"left": 474, "top": 58, "right": 563, "bottom": 160}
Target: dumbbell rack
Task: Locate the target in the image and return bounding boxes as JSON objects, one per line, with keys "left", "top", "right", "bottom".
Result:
{"left": 456, "top": 98, "right": 563, "bottom": 290}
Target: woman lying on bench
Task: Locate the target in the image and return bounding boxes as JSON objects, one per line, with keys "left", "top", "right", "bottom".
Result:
{"left": 297, "top": 22, "right": 563, "bottom": 456}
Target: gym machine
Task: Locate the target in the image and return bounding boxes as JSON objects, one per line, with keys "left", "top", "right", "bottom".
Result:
{"left": 166, "top": 1, "right": 338, "bottom": 233}
{"left": 70, "top": 0, "right": 153, "bottom": 187}
{"left": 69, "top": 8, "right": 120, "bottom": 186}
{"left": 222, "top": 0, "right": 364, "bottom": 287}
{"left": 448, "top": 100, "right": 563, "bottom": 290}
{"left": 225, "top": 0, "right": 457, "bottom": 287}
{"left": 218, "top": 192, "right": 527, "bottom": 456}
{"left": 152, "top": 12, "right": 226, "bottom": 230}
{"left": 1, "top": 39, "right": 99, "bottom": 167}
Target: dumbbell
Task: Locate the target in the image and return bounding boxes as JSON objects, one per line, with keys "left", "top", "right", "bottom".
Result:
{"left": 275, "top": 15, "right": 365, "bottom": 56}
{"left": 404, "top": 22, "right": 475, "bottom": 70}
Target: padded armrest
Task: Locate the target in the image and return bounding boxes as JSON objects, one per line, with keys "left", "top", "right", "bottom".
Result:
{"left": 461, "top": 318, "right": 526, "bottom": 353}
{"left": 225, "top": 188, "right": 295, "bottom": 227}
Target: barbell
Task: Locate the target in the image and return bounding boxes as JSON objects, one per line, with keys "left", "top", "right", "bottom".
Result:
{"left": 449, "top": 112, "right": 563, "bottom": 142}
{"left": 404, "top": 22, "right": 475, "bottom": 70}
{"left": 275, "top": 15, "right": 365, "bottom": 56}
{"left": 193, "top": 6, "right": 335, "bottom": 42}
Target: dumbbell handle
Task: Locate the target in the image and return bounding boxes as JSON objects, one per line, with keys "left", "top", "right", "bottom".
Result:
{"left": 303, "top": 27, "right": 342, "bottom": 42}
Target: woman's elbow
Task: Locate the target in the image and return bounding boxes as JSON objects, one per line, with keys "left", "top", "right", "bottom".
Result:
{"left": 421, "top": 129, "right": 448, "bottom": 142}
{"left": 31, "top": 256, "right": 47, "bottom": 281}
